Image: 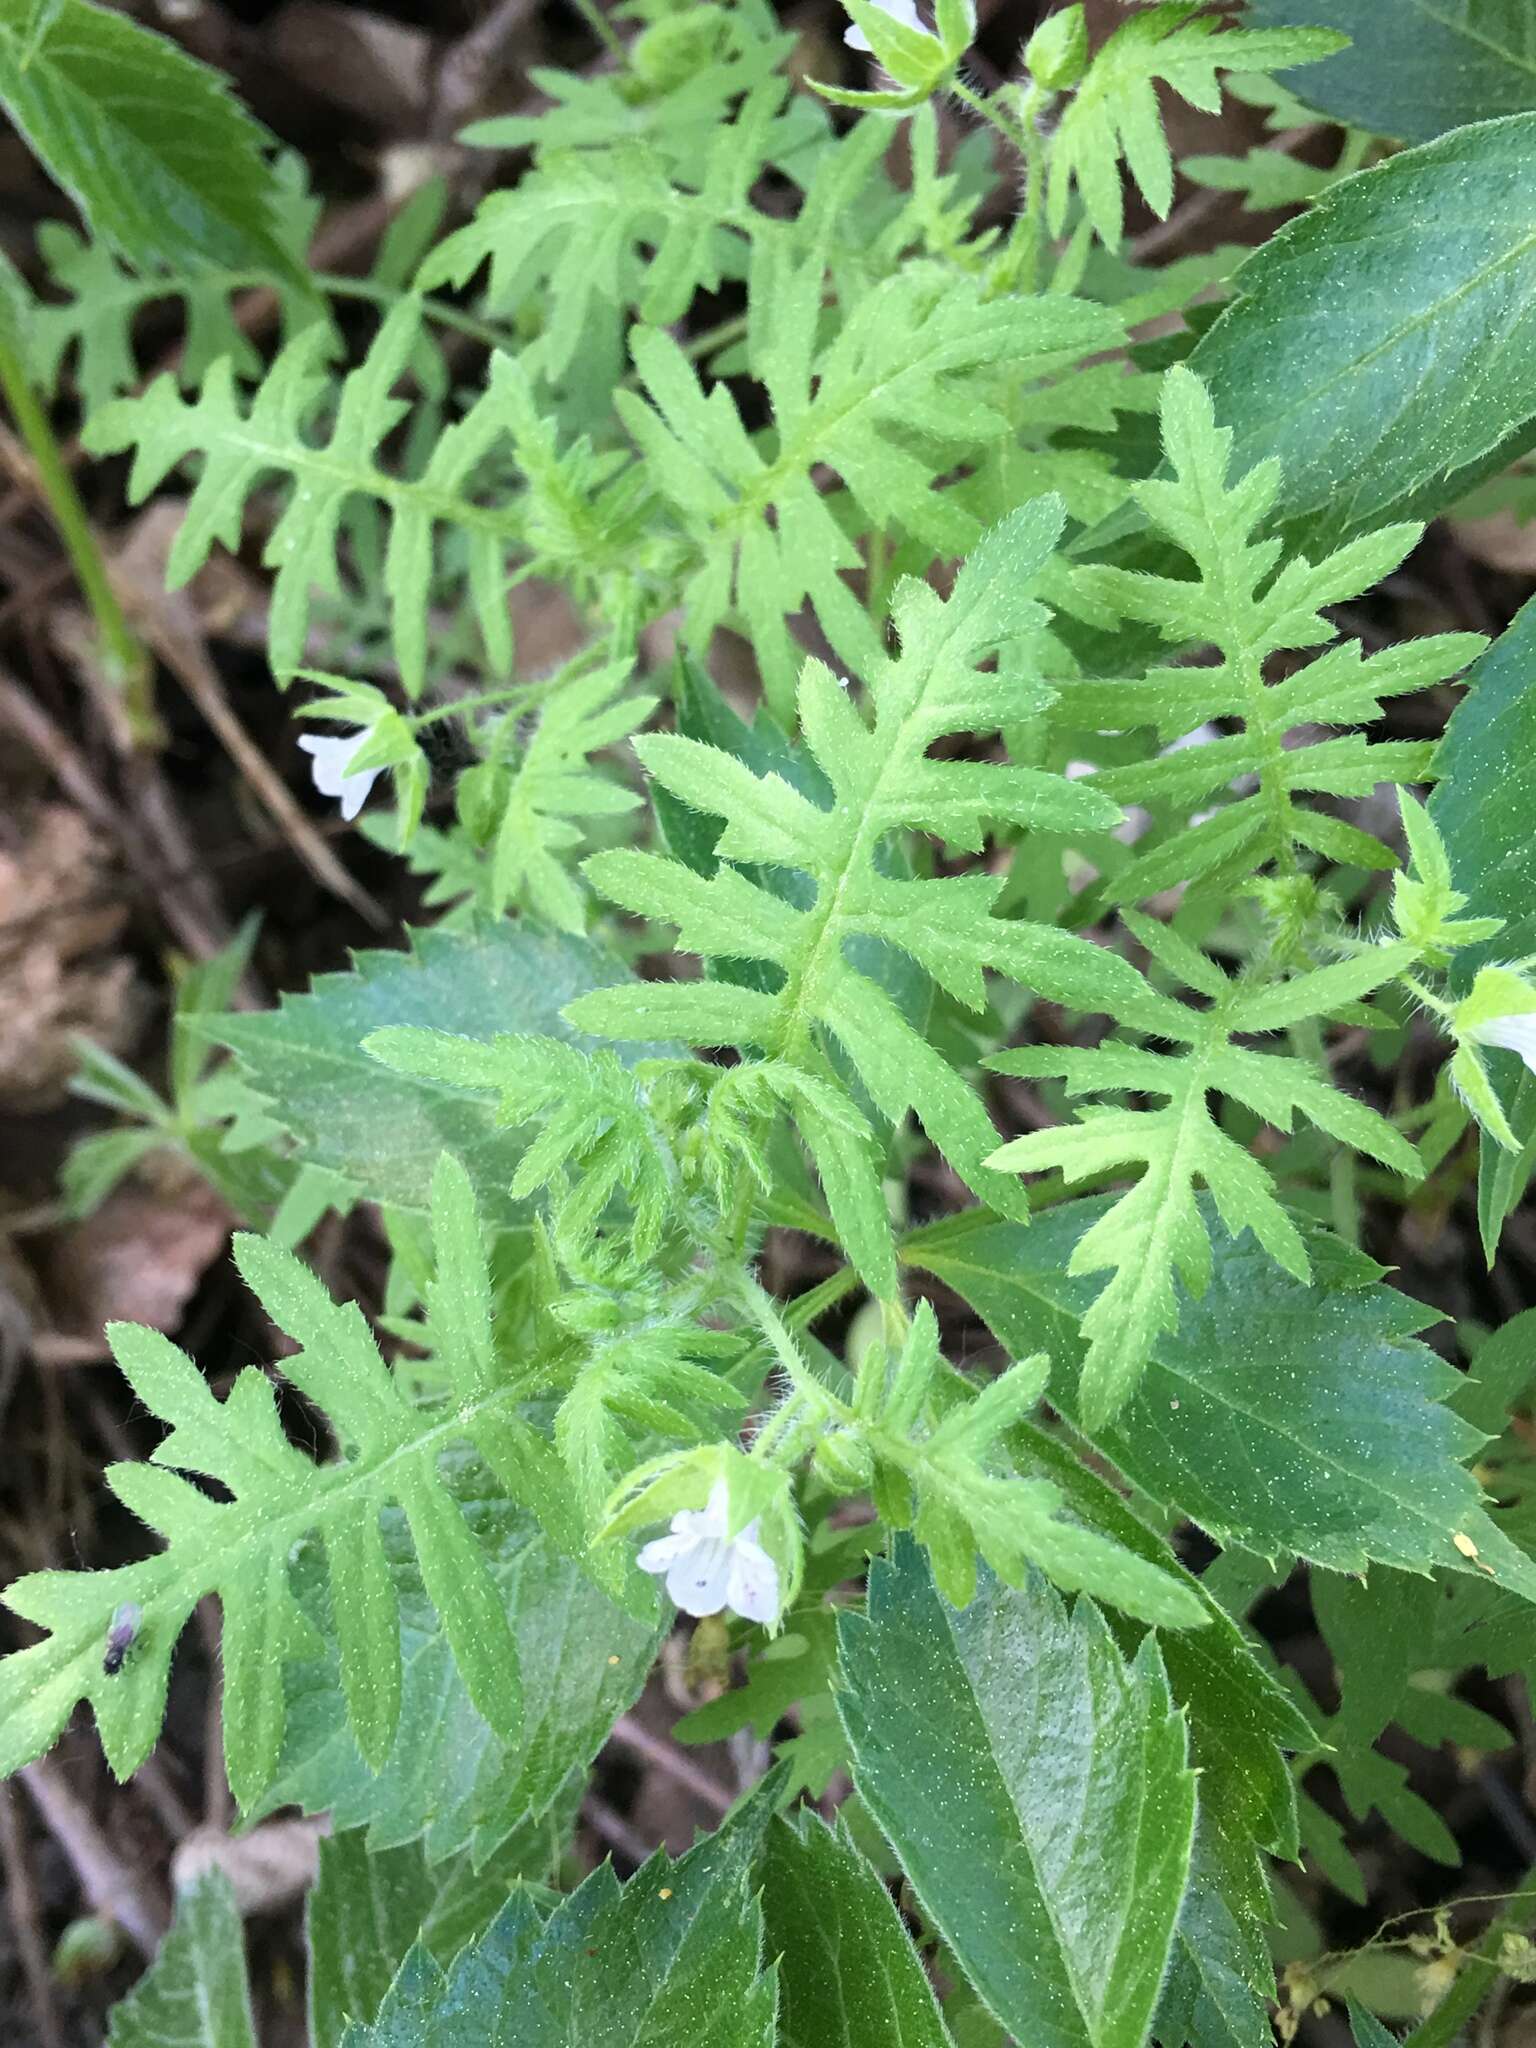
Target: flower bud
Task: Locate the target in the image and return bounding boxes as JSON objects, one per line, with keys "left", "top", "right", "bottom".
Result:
{"left": 1024, "top": 5, "right": 1088, "bottom": 89}
{"left": 814, "top": 1427, "right": 874, "bottom": 1493}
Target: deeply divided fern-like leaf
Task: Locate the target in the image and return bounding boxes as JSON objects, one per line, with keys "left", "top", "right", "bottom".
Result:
{"left": 619, "top": 253, "right": 1123, "bottom": 716}
{"left": 566, "top": 499, "right": 1155, "bottom": 1293}
{"left": 988, "top": 926, "right": 1421, "bottom": 1426}
{"left": 82, "top": 301, "right": 520, "bottom": 697}
{"left": 0, "top": 1158, "right": 633, "bottom": 1806}
{"left": 1061, "top": 366, "right": 1484, "bottom": 901}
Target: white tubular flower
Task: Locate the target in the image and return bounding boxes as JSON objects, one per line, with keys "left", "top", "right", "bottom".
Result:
{"left": 297, "top": 729, "right": 380, "bottom": 823}
{"left": 636, "top": 1481, "right": 780, "bottom": 1624}
{"left": 1474, "top": 1012, "right": 1536, "bottom": 1074}
{"left": 845, "top": 0, "right": 927, "bottom": 53}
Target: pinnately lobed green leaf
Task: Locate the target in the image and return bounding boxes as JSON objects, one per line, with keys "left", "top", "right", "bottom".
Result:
{"left": 838, "top": 1540, "right": 1196, "bottom": 2048}
{"left": 0, "top": 1157, "right": 656, "bottom": 1814}
{"left": 571, "top": 499, "right": 1133, "bottom": 1293}
{"left": 0, "top": 0, "right": 303, "bottom": 283}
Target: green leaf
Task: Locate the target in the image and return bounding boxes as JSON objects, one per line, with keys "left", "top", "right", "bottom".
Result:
{"left": 618, "top": 254, "right": 1121, "bottom": 715}
{"left": 838, "top": 1541, "right": 1196, "bottom": 2048}
{"left": 577, "top": 501, "right": 1139, "bottom": 1273}
{"left": 106, "top": 1875, "right": 255, "bottom": 2048}
{"left": 910, "top": 1201, "right": 1536, "bottom": 1599}
{"left": 1188, "top": 114, "right": 1536, "bottom": 546}
{"left": 255, "top": 1466, "right": 659, "bottom": 1863}
{"left": 1347, "top": 2001, "right": 1401, "bottom": 2048}
{"left": 0, "top": 0, "right": 301, "bottom": 284}
{"left": 27, "top": 168, "right": 323, "bottom": 410}
{"left": 1245, "top": 0, "right": 1536, "bottom": 143}
{"left": 83, "top": 305, "right": 523, "bottom": 695}
{"left": 309, "top": 1825, "right": 564, "bottom": 2047}
{"left": 214, "top": 921, "right": 661, "bottom": 1228}
{"left": 346, "top": 1824, "right": 776, "bottom": 2046}
{"left": 760, "top": 1813, "right": 955, "bottom": 2047}
{"left": 1048, "top": 2, "right": 1343, "bottom": 247}
{"left": 1477, "top": 1069, "right": 1536, "bottom": 1264}
{"left": 0, "top": 1158, "right": 662, "bottom": 1808}
{"left": 1430, "top": 592, "right": 1536, "bottom": 1249}
{"left": 1431, "top": 589, "right": 1536, "bottom": 973}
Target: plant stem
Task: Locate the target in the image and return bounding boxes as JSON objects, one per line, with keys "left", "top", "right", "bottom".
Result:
{"left": 954, "top": 78, "right": 1049, "bottom": 293}
{"left": 1403, "top": 1864, "right": 1536, "bottom": 2048}
{"left": 570, "top": 0, "right": 626, "bottom": 63}
{"left": 953, "top": 77, "right": 1034, "bottom": 161}
{"left": 0, "top": 326, "right": 155, "bottom": 737}
{"left": 317, "top": 274, "right": 514, "bottom": 355}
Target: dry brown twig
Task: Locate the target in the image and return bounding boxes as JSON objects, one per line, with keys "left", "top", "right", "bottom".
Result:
{"left": 19, "top": 1757, "right": 167, "bottom": 1960}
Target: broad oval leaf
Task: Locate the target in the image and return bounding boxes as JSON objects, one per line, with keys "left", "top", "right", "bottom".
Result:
{"left": 1188, "top": 114, "right": 1536, "bottom": 546}
{"left": 911, "top": 1201, "right": 1536, "bottom": 1599}
{"left": 1430, "top": 588, "right": 1536, "bottom": 973}
{"left": 1246, "top": 0, "right": 1536, "bottom": 143}
{"left": 345, "top": 1824, "right": 776, "bottom": 2046}
{"left": 837, "top": 1540, "right": 1196, "bottom": 2048}
{"left": 0, "top": 0, "right": 302, "bottom": 282}
{"left": 308, "top": 1823, "right": 570, "bottom": 2048}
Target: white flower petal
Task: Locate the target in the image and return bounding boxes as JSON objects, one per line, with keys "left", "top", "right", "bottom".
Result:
{"left": 298, "top": 729, "right": 380, "bottom": 821}
{"left": 1479, "top": 1012, "right": 1536, "bottom": 1073}
{"left": 665, "top": 1539, "right": 733, "bottom": 1617}
{"left": 726, "top": 1539, "right": 780, "bottom": 1625}
{"left": 697, "top": 1480, "right": 732, "bottom": 1539}
{"left": 636, "top": 1532, "right": 689, "bottom": 1574}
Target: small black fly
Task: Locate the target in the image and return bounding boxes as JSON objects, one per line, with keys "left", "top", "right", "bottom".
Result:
{"left": 102, "top": 1602, "right": 143, "bottom": 1677}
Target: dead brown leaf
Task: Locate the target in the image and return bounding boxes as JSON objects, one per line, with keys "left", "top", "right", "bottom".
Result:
{"left": 0, "top": 803, "right": 137, "bottom": 1110}
{"left": 171, "top": 1816, "right": 328, "bottom": 1917}
{"left": 32, "top": 1168, "right": 231, "bottom": 1364}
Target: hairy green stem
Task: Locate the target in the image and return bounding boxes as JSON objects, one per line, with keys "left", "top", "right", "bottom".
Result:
{"left": 0, "top": 325, "right": 154, "bottom": 733}
{"left": 318, "top": 274, "right": 515, "bottom": 354}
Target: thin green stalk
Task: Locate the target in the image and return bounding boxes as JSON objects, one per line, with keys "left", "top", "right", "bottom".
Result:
{"left": 317, "top": 274, "right": 514, "bottom": 355}
{"left": 954, "top": 78, "right": 1049, "bottom": 293}
{"left": 0, "top": 325, "right": 154, "bottom": 735}
{"left": 952, "top": 77, "right": 1034, "bottom": 161}
{"left": 570, "top": 0, "right": 626, "bottom": 63}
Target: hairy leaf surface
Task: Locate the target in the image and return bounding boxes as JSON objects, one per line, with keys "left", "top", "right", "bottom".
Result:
{"left": 912, "top": 1202, "right": 1536, "bottom": 1596}
{"left": 1188, "top": 114, "right": 1536, "bottom": 544}
{"left": 838, "top": 1541, "right": 1196, "bottom": 2048}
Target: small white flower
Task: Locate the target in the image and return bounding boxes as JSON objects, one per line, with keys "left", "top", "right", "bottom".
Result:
{"left": 845, "top": 0, "right": 927, "bottom": 53}
{"left": 1473, "top": 1013, "right": 1536, "bottom": 1074}
{"left": 636, "top": 1481, "right": 780, "bottom": 1624}
{"left": 297, "top": 728, "right": 380, "bottom": 823}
